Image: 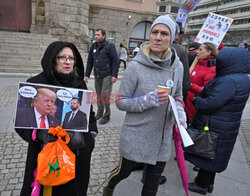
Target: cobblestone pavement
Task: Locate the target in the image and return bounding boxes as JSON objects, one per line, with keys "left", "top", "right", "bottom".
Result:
{"left": 0, "top": 78, "right": 249, "bottom": 195}
{"left": 0, "top": 84, "right": 18, "bottom": 107}
{"left": 0, "top": 127, "right": 121, "bottom": 196}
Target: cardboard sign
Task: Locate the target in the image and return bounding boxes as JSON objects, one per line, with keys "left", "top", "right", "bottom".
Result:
{"left": 14, "top": 82, "right": 92, "bottom": 132}
{"left": 194, "top": 12, "right": 233, "bottom": 48}
{"left": 176, "top": 0, "right": 201, "bottom": 28}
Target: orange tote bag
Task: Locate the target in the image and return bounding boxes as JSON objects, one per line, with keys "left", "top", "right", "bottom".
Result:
{"left": 36, "top": 126, "right": 75, "bottom": 186}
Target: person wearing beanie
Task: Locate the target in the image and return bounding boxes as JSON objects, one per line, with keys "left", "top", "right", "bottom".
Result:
{"left": 103, "top": 14, "right": 187, "bottom": 196}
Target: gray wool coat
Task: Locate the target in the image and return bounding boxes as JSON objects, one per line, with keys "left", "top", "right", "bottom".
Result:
{"left": 115, "top": 44, "right": 187, "bottom": 165}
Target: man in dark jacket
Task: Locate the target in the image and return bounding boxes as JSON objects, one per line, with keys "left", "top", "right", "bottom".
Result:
{"left": 84, "top": 29, "right": 119, "bottom": 124}
{"left": 172, "top": 22, "right": 191, "bottom": 102}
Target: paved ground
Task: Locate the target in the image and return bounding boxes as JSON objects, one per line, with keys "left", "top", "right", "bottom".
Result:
{"left": 0, "top": 77, "right": 249, "bottom": 196}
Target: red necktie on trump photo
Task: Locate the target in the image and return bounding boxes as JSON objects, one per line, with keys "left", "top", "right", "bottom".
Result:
{"left": 40, "top": 115, "right": 46, "bottom": 128}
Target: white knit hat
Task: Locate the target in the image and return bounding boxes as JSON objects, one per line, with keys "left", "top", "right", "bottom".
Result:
{"left": 150, "top": 14, "right": 176, "bottom": 44}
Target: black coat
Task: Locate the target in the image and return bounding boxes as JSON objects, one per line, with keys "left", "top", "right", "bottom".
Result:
{"left": 185, "top": 47, "right": 250, "bottom": 172}
{"left": 62, "top": 110, "right": 87, "bottom": 130}
{"left": 15, "top": 41, "right": 97, "bottom": 196}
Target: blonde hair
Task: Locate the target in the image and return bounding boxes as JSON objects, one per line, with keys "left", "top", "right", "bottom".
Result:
{"left": 202, "top": 42, "right": 218, "bottom": 57}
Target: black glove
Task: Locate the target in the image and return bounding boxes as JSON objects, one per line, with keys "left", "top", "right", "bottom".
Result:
{"left": 37, "top": 130, "right": 57, "bottom": 144}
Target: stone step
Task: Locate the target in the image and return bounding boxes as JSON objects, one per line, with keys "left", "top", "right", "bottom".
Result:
{"left": 0, "top": 31, "right": 58, "bottom": 75}
{"left": 0, "top": 31, "right": 57, "bottom": 39}
{"left": 0, "top": 42, "right": 49, "bottom": 48}
{"left": 0, "top": 67, "right": 42, "bottom": 74}
{"left": 0, "top": 53, "right": 42, "bottom": 60}
{"left": 0, "top": 49, "right": 44, "bottom": 56}
{"left": 0, "top": 39, "right": 57, "bottom": 47}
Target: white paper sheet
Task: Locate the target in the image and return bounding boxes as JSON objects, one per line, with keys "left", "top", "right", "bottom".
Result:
{"left": 168, "top": 95, "right": 194, "bottom": 147}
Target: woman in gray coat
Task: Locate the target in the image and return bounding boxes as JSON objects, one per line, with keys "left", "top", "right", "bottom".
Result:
{"left": 103, "top": 14, "right": 187, "bottom": 196}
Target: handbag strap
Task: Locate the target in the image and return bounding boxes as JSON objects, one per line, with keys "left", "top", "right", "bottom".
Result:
{"left": 190, "top": 110, "right": 210, "bottom": 131}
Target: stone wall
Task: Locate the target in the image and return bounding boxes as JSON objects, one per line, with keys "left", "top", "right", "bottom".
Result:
{"left": 31, "top": 0, "right": 89, "bottom": 51}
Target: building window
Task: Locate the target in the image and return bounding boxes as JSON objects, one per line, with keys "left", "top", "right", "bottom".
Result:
{"left": 129, "top": 21, "right": 152, "bottom": 55}
{"left": 88, "top": 29, "right": 95, "bottom": 51}
{"left": 89, "top": 29, "right": 94, "bottom": 43}
{"left": 108, "top": 32, "right": 115, "bottom": 43}
{"left": 159, "top": 6, "right": 166, "bottom": 13}
{"left": 171, "top": 6, "right": 179, "bottom": 13}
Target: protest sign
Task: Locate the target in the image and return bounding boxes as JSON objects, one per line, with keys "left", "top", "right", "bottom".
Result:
{"left": 14, "top": 82, "right": 92, "bottom": 132}
{"left": 194, "top": 12, "right": 233, "bottom": 48}
{"left": 168, "top": 96, "right": 194, "bottom": 147}
{"left": 176, "top": 0, "right": 201, "bottom": 28}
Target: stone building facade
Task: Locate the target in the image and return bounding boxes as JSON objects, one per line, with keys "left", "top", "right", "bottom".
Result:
{"left": 183, "top": 0, "right": 250, "bottom": 48}
{"left": 30, "top": 0, "right": 90, "bottom": 50}
{"left": 88, "top": 4, "right": 157, "bottom": 55}
{"left": 0, "top": 0, "right": 89, "bottom": 51}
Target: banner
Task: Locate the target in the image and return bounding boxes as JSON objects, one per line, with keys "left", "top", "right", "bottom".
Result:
{"left": 194, "top": 12, "right": 233, "bottom": 48}
{"left": 176, "top": 0, "right": 201, "bottom": 28}
{"left": 14, "top": 82, "right": 92, "bottom": 132}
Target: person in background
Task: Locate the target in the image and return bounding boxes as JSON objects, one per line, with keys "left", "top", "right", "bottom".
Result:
{"left": 132, "top": 45, "right": 139, "bottom": 57}
{"left": 119, "top": 43, "right": 128, "bottom": 70}
{"left": 185, "top": 47, "right": 250, "bottom": 195}
{"left": 187, "top": 42, "right": 201, "bottom": 67}
{"left": 172, "top": 22, "right": 191, "bottom": 102}
{"left": 103, "top": 14, "right": 187, "bottom": 196}
{"left": 15, "top": 41, "right": 98, "bottom": 196}
{"left": 185, "top": 42, "right": 218, "bottom": 123}
{"left": 84, "top": 29, "right": 119, "bottom": 125}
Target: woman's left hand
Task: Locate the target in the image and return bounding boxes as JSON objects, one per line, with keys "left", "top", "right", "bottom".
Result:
{"left": 157, "top": 90, "right": 168, "bottom": 105}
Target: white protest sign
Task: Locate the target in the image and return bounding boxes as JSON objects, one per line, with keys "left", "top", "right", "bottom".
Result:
{"left": 194, "top": 12, "right": 233, "bottom": 48}
{"left": 168, "top": 96, "right": 194, "bottom": 147}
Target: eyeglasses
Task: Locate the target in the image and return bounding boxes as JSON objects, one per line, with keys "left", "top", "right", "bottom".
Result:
{"left": 56, "top": 56, "right": 75, "bottom": 63}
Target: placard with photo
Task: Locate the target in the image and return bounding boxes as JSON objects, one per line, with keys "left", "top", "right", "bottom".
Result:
{"left": 14, "top": 82, "right": 92, "bottom": 132}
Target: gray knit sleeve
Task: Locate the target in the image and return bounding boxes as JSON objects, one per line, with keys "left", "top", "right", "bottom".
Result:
{"left": 115, "top": 64, "right": 159, "bottom": 112}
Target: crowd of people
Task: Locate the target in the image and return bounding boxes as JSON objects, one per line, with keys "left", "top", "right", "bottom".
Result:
{"left": 14, "top": 13, "right": 250, "bottom": 196}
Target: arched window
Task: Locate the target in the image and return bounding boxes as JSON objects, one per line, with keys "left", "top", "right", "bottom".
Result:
{"left": 128, "top": 21, "right": 152, "bottom": 55}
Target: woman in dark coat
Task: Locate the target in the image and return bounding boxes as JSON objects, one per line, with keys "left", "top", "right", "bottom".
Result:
{"left": 185, "top": 47, "right": 250, "bottom": 195}
{"left": 15, "top": 41, "right": 98, "bottom": 196}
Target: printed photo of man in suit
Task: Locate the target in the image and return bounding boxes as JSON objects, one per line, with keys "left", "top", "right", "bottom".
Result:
{"left": 15, "top": 88, "right": 57, "bottom": 129}
{"left": 62, "top": 97, "right": 87, "bottom": 130}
